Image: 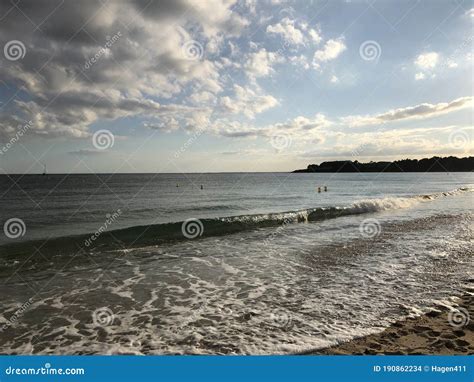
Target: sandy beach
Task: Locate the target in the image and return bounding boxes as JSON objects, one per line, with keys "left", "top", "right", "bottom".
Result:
{"left": 308, "top": 294, "right": 473, "bottom": 355}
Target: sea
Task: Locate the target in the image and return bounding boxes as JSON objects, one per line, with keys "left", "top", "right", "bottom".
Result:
{"left": 0, "top": 172, "right": 472, "bottom": 354}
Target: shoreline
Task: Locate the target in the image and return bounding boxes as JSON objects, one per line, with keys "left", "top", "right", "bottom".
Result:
{"left": 305, "top": 294, "right": 473, "bottom": 355}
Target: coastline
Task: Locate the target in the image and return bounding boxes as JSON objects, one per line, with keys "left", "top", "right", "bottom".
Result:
{"left": 305, "top": 293, "right": 473, "bottom": 355}
{"left": 292, "top": 156, "right": 474, "bottom": 173}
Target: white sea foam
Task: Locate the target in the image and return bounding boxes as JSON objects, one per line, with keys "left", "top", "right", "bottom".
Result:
{"left": 348, "top": 196, "right": 420, "bottom": 213}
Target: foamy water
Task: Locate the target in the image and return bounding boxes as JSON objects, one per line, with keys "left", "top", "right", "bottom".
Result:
{"left": 0, "top": 173, "right": 472, "bottom": 354}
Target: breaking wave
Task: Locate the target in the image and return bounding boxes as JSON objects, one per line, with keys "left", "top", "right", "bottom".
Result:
{"left": 0, "top": 187, "right": 471, "bottom": 259}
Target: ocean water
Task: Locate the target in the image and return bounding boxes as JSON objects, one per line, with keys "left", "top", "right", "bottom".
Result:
{"left": 0, "top": 172, "right": 472, "bottom": 354}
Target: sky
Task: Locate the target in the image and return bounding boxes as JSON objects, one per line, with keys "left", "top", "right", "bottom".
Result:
{"left": 0, "top": 0, "right": 472, "bottom": 173}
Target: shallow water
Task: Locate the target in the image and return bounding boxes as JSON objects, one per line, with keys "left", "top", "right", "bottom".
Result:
{"left": 0, "top": 172, "right": 472, "bottom": 354}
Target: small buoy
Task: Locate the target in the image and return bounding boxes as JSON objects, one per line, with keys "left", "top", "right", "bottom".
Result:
{"left": 200, "top": 185, "right": 203, "bottom": 190}
{"left": 176, "top": 183, "right": 179, "bottom": 187}
{"left": 324, "top": 186, "right": 327, "bottom": 192}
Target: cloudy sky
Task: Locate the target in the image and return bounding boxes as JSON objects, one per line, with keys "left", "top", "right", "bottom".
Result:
{"left": 0, "top": 0, "right": 472, "bottom": 173}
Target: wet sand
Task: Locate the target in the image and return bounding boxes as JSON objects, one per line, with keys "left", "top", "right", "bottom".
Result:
{"left": 307, "top": 294, "right": 473, "bottom": 355}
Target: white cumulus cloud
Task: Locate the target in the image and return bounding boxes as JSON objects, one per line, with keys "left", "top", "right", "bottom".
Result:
{"left": 266, "top": 17, "right": 305, "bottom": 45}
{"left": 415, "top": 52, "right": 439, "bottom": 70}
{"left": 313, "top": 39, "right": 346, "bottom": 69}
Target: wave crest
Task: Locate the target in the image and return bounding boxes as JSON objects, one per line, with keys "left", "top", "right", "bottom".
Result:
{"left": 1, "top": 187, "right": 470, "bottom": 257}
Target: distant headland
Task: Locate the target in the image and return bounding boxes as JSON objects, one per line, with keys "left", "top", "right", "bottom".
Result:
{"left": 293, "top": 156, "right": 474, "bottom": 173}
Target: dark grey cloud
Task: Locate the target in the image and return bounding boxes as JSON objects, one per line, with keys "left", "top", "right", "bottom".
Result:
{"left": 0, "top": 0, "right": 247, "bottom": 138}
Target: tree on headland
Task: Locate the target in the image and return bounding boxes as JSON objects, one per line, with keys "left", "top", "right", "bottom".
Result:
{"left": 293, "top": 156, "right": 474, "bottom": 173}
